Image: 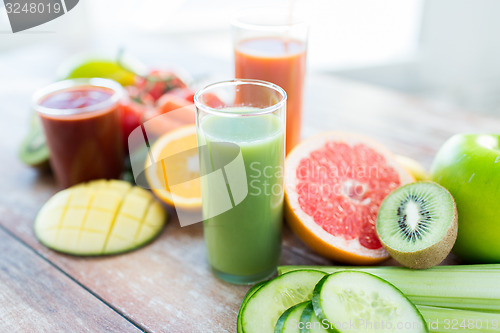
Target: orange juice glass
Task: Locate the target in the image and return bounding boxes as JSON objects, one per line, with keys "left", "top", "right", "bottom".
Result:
{"left": 232, "top": 7, "right": 308, "bottom": 154}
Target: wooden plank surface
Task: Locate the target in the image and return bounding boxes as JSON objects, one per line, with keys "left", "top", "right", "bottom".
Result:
{"left": 2, "top": 53, "right": 500, "bottom": 331}
{"left": 0, "top": 94, "right": 324, "bottom": 332}
{"left": 0, "top": 227, "right": 142, "bottom": 333}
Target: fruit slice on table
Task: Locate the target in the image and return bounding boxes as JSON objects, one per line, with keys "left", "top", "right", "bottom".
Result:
{"left": 376, "top": 182, "right": 458, "bottom": 269}
{"left": 19, "top": 114, "right": 50, "bottom": 170}
{"left": 34, "top": 179, "right": 167, "bottom": 255}
{"left": 145, "top": 125, "right": 201, "bottom": 210}
{"left": 239, "top": 270, "right": 326, "bottom": 333}
{"left": 275, "top": 301, "right": 309, "bottom": 333}
{"left": 313, "top": 272, "right": 427, "bottom": 333}
{"left": 299, "top": 302, "right": 328, "bottom": 333}
{"left": 285, "top": 132, "right": 414, "bottom": 265}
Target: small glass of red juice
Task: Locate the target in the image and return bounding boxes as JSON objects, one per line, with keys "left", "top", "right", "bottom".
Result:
{"left": 33, "top": 78, "right": 124, "bottom": 188}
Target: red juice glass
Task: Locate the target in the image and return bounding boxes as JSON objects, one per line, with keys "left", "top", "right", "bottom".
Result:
{"left": 33, "top": 78, "right": 124, "bottom": 188}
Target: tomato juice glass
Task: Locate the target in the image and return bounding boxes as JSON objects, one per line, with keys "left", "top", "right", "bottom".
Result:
{"left": 233, "top": 6, "right": 308, "bottom": 154}
{"left": 33, "top": 78, "right": 124, "bottom": 188}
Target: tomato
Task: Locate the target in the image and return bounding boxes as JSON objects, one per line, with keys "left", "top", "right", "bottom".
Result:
{"left": 141, "top": 94, "right": 195, "bottom": 140}
{"left": 167, "top": 87, "right": 195, "bottom": 103}
{"left": 119, "top": 69, "right": 199, "bottom": 148}
{"left": 120, "top": 101, "right": 147, "bottom": 153}
{"left": 165, "top": 88, "right": 223, "bottom": 107}
{"left": 202, "top": 92, "right": 225, "bottom": 108}
{"left": 135, "top": 70, "right": 187, "bottom": 102}
{"left": 155, "top": 93, "right": 191, "bottom": 115}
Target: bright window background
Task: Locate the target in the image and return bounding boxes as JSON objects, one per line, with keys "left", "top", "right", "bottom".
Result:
{"left": 83, "top": 0, "right": 423, "bottom": 70}
{"left": 2, "top": 0, "right": 500, "bottom": 114}
{"left": 0, "top": 0, "right": 423, "bottom": 70}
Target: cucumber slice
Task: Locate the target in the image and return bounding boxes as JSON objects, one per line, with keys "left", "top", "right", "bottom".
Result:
{"left": 275, "top": 301, "right": 309, "bottom": 333}
{"left": 300, "top": 302, "right": 329, "bottom": 333}
{"left": 241, "top": 270, "right": 327, "bottom": 333}
{"left": 312, "top": 271, "right": 428, "bottom": 333}
{"left": 237, "top": 281, "right": 267, "bottom": 333}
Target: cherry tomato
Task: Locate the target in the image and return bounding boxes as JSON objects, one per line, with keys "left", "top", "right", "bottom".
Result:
{"left": 203, "top": 92, "right": 225, "bottom": 108}
{"left": 120, "top": 101, "right": 147, "bottom": 153}
{"left": 167, "top": 87, "right": 195, "bottom": 103}
{"left": 156, "top": 93, "right": 191, "bottom": 115}
{"left": 135, "top": 70, "right": 187, "bottom": 102}
{"left": 141, "top": 94, "right": 196, "bottom": 140}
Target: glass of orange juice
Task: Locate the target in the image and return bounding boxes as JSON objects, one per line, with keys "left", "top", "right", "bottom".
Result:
{"left": 232, "top": 6, "right": 308, "bottom": 154}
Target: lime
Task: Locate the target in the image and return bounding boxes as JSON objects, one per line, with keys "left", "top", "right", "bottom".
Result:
{"left": 61, "top": 59, "right": 137, "bottom": 86}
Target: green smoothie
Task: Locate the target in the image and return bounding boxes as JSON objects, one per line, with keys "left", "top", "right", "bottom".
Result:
{"left": 198, "top": 109, "right": 284, "bottom": 283}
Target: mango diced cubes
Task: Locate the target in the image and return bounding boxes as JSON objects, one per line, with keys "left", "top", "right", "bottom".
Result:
{"left": 110, "top": 215, "right": 141, "bottom": 241}
{"left": 119, "top": 194, "right": 150, "bottom": 220}
{"left": 34, "top": 180, "right": 167, "bottom": 256}
{"left": 107, "top": 179, "right": 132, "bottom": 193}
{"left": 130, "top": 186, "right": 151, "bottom": 199}
{"left": 61, "top": 207, "right": 87, "bottom": 229}
{"left": 137, "top": 225, "right": 157, "bottom": 243}
{"left": 144, "top": 202, "right": 165, "bottom": 227}
{"left": 35, "top": 206, "right": 64, "bottom": 231}
{"left": 44, "top": 190, "right": 71, "bottom": 209}
{"left": 91, "top": 190, "right": 122, "bottom": 212}
{"left": 77, "top": 231, "right": 108, "bottom": 254}
{"left": 56, "top": 229, "right": 80, "bottom": 253}
{"left": 104, "top": 235, "right": 131, "bottom": 254}
{"left": 84, "top": 210, "right": 114, "bottom": 233}
{"left": 36, "top": 229, "right": 58, "bottom": 245}
{"left": 68, "top": 188, "right": 93, "bottom": 208}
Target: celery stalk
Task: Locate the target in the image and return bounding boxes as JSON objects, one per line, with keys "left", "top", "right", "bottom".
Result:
{"left": 278, "top": 265, "right": 500, "bottom": 274}
{"left": 418, "top": 305, "right": 500, "bottom": 333}
{"left": 277, "top": 265, "right": 500, "bottom": 313}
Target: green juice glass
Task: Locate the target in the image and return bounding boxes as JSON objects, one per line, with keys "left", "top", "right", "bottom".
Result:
{"left": 194, "top": 79, "right": 286, "bottom": 284}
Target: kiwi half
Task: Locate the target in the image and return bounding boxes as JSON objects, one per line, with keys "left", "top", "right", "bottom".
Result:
{"left": 19, "top": 114, "right": 50, "bottom": 170}
{"left": 376, "top": 181, "right": 458, "bottom": 269}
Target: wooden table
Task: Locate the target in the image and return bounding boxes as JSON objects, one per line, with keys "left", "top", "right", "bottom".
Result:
{"left": 2, "top": 57, "right": 500, "bottom": 332}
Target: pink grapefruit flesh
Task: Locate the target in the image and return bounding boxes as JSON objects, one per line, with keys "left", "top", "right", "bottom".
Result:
{"left": 285, "top": 132, "right": 414, "bottom": 264}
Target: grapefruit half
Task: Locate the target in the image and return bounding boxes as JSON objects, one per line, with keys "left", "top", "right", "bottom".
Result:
{"left": 285, "top": 132, "right": 414, "bottom": 264}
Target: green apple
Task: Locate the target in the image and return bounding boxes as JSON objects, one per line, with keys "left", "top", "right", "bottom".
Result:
{"left": 62, "top": 59, "right": 137, "bottom": 86}
{"left": 431, "top": 134, "right": 500, "bottom": 263}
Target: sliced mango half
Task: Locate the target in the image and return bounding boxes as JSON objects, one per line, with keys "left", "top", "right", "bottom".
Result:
{"left": 34, "top": 179, "right": 167, "bottom": 256}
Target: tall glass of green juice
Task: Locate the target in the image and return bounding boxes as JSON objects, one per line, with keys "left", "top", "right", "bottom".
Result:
{"left": 194, "top": 79, "right": 286, "bottom": 284}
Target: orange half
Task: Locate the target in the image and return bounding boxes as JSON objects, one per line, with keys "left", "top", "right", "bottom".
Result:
{"left": 145, "top": 125, "right": 201, "bottom": 210}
